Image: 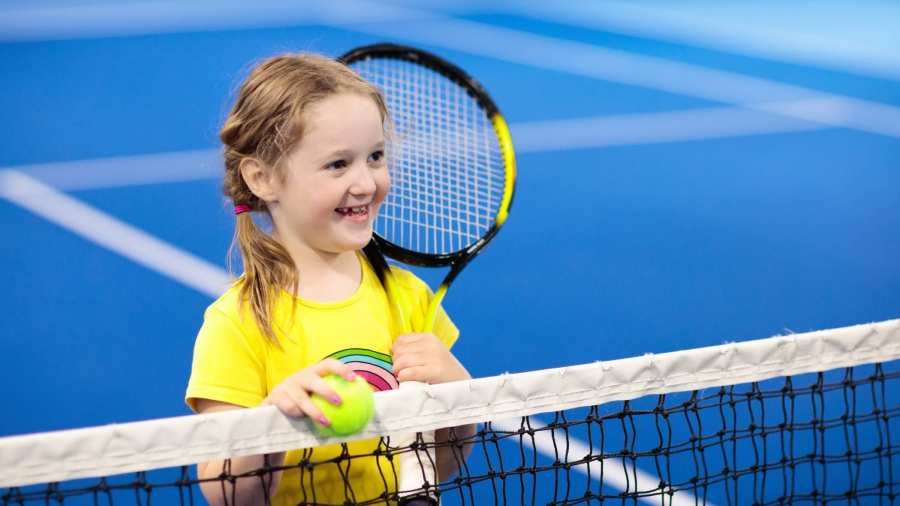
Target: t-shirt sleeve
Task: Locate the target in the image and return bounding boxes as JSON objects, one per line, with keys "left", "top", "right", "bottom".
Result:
{"left": 393, "top": 268, "right": 460, "bottom": 349}
{"left": 185, "top": 306, "right": 268, "bottom": 412}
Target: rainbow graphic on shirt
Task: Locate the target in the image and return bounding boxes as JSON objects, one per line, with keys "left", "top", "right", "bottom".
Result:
{"left": 327, "top": 348, "right": 398, "bottom": 392}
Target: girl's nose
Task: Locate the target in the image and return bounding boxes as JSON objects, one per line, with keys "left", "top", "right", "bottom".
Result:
{"left": 349, "top": 162, "right": 377, "bottom": 195}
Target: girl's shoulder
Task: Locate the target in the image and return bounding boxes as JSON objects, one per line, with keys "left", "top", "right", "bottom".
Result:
{"left": 387, "top": 265, "right": 430, "bottom": 295}
{"left": 204, "top": 278, "right": 248, "bottom": 320}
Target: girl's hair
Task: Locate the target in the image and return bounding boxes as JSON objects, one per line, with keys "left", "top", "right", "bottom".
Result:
{"left": 221, "top": 53, "right": 390, "bottom": 342}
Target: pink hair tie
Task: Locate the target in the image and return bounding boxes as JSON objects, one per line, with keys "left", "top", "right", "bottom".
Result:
{"left": 233, "top": 204, "right": 252, "bottom": 215}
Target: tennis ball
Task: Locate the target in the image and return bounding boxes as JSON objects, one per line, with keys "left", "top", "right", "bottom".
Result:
{"left": 311, "top": 374, "right": 375, "bottom": 437}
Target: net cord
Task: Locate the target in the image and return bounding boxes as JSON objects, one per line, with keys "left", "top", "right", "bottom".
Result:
{"left": 1, "top": 318, "right": 897, "bottom": 488}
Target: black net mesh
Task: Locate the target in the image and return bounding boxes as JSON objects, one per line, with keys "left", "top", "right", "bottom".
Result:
{"left": 3, "top": 362, "right": 898, "bottom": 506}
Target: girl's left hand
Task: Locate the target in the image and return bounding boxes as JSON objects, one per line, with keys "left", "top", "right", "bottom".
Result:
{"left": 392, "top": 333, "right": 470, "bottom": 384}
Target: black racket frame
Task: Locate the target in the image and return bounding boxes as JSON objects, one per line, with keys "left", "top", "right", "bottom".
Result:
{"left": 341, "top": 43, "right": 514, "bottom": 284}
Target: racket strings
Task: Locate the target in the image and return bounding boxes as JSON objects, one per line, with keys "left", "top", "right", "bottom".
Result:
{"left": 352, "top": 57, "right": 507, "bottom": 256}
{"left": 384, "top": 191, "right": 497, "bottom": 217}
{"left": 388, "top": 140, "right": 503, "bottom": 195}
{"left": 386, "top": 164, "right": 502, "bottom": 211}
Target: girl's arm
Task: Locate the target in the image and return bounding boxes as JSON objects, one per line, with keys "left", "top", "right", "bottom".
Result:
{"left": 195, "top": 399, "right": 286, "bottom": 506}
{"left": 391, "top": 332, "right": 475, "bottom": 482}
{"left": 194, "top": 360, "right": 357, "bottom": 506}
{"left": 436, "top": 423, "right": 477, "bottom": 481}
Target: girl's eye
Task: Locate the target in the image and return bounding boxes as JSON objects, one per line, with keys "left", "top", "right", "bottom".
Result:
{"left": 327, "top": 159, "right": 348, "bottom": 170}
{"left": 368, "top": 150, "right": 385, "bottom": 164}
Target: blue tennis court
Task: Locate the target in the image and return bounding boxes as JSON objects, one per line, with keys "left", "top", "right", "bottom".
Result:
{"left": 2, "top": 4, "right": 898, "bottom": 497}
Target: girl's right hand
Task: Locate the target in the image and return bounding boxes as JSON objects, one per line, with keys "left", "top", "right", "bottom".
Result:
{"left": 262, "top": 359, "right": 357, "bottom": 428}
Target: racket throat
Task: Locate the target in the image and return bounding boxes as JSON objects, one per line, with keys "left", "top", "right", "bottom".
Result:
{"left": 423, "top": 284, "right": 449, "bottom": 333}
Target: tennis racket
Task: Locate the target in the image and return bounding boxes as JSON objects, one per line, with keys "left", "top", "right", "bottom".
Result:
{"left": 340, "top": 44, "right": 517, "bottom": 504}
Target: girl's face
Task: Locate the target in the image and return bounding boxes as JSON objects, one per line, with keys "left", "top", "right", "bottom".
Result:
{"left": 269, "top": 92, "right": 389, "bottom": 256}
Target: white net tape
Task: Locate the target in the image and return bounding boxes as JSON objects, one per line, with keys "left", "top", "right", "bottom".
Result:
{"left": 2, "top": 318, "right": 898, "bottom": 488}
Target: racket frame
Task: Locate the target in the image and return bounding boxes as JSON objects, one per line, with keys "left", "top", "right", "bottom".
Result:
{"left": 340, "top": 43, "right": 516, "bottom": 311}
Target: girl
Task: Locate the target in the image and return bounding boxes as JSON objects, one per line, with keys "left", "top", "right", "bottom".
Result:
{"left": 185, "top": 53, "right": 473, "bottom": 505}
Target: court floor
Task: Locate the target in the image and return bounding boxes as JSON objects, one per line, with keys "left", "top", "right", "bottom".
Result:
{"left": 1, "top": 0, "right": 898, "bottom": 447}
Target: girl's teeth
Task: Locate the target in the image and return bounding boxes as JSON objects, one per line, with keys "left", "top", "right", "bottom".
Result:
{"left": 337, "top": 206, "right": 367, "bottom": 215}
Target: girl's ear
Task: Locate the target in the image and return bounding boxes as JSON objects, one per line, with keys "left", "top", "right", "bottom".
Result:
{"left": 240, "top": 158, "right": 279, "bottom": 203}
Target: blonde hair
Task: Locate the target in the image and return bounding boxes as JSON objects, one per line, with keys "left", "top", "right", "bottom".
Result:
{"left": 221, "top": 53, "right": 389, "bottom": 341}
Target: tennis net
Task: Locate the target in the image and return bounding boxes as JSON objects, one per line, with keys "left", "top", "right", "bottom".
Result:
{"left": 2, "top": 319, "right": 898, "bottom": 505}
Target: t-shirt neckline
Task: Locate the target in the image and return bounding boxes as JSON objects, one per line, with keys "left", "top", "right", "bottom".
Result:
{"left": 286, "top": 252, "right": 369, "bottom": 310}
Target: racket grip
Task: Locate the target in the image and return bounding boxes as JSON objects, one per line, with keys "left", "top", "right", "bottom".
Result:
{"left": 396, "top": 381, "right": 439, "bottom": 504}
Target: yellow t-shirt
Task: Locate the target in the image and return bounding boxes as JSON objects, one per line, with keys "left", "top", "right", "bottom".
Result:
{"left": 185, "top": 254, "right": 458, "bottom": 506}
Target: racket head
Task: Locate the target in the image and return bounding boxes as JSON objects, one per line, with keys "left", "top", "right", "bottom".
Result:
{"left": 340, "top": 44, "right": 516, "bottom": 268}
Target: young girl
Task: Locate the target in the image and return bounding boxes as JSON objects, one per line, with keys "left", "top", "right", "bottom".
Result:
{"left": 185, "top": 53, "right": 473, "bottom": 505}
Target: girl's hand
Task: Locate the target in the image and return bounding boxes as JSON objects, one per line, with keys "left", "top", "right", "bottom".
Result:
{"left": 392, "top": 333, "right": 470, "bottom": 384}
{"left": 263, "top": 359, "right": 356, "bottom": 427}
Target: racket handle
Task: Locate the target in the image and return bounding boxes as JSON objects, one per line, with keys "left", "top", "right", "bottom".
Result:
{"left": 396, "top": 381, "right": 439, "bottom": 504}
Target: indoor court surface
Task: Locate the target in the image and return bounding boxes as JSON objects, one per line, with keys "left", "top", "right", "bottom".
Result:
{"left": 2, "top": 0, "right": 898, "bottom": 461}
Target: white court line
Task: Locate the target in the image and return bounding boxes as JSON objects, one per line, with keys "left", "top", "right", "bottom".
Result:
{"left": 4, "top": 105, "right": 831, "bottom": 192}
{"left": 0, "top": 170, "right": 233, "bottom": 298}
{"left": 503, "top": 1, "right": 900, "bottom": 83}
{"left": 0, "top": 168, "right": 701, "bottom": 503}
{"left": 3, "top": 0, "right": 899, "bottom": 138}
{"left": 513, "top": 105, "right": 827, "bottom": 154}
{"left": 13, "top": 149, "right": 223, "bottom": 192}
{"left": 336, "top": 10, "right": 900, "bottom": 139}
{"left": 491, "top": 418, "right": 695, "bottom": 506}
{"left": 0, "top": 0, "right": 432, "bottom": 42}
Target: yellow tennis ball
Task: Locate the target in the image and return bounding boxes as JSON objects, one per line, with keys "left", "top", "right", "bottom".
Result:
{"left": 311, "top": 374, "right": 375, "bottom": 437}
